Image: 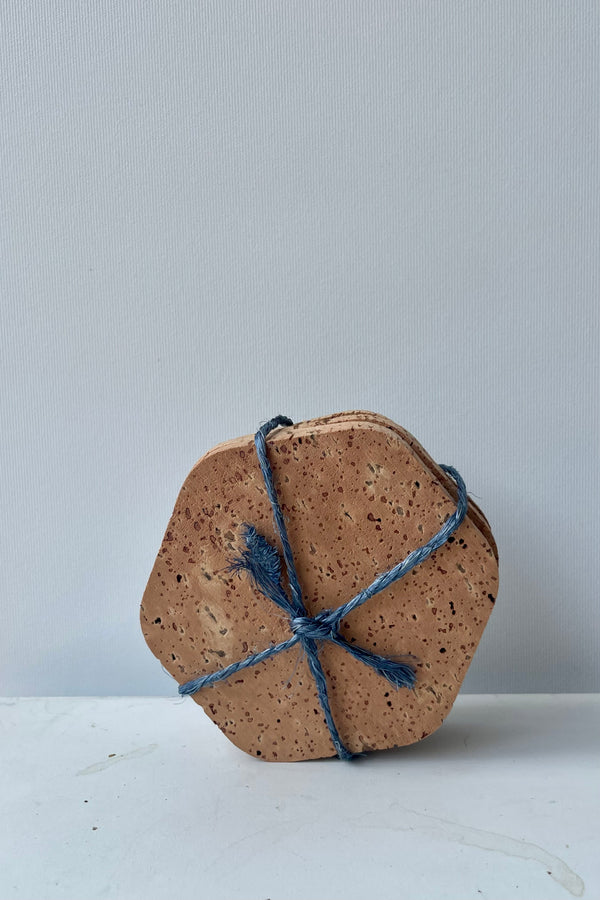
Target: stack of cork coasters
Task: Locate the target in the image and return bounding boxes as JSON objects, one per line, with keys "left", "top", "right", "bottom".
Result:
{"left": 141, "top": 410, "right": 499, "bottom": 761}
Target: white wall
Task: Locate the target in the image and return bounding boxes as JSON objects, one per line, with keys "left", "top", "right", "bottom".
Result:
{"left": 1, "top": 1, "right": 598, "bottom": 696}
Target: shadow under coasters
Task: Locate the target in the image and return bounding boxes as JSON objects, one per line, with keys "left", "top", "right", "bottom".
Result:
{"left": 140, "top": 410, "right": 499, "bottom": 761}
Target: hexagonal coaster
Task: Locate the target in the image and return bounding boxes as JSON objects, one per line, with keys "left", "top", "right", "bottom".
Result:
{"left": 141, "top": 412, "right": 498, "bottom": 760}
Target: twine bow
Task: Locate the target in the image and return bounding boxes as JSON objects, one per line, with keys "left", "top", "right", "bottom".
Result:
{"left": 179, "top": 415, "right": 468, "bottom": 759}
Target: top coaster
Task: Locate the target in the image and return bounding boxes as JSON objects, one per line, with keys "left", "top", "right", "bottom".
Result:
{"left": 140, "top": 411, "right": 499, "bottom": 760}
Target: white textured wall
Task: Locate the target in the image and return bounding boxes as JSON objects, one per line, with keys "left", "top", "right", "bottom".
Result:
{"left": 1, "top": 2, "right": 598, "bottom": 696}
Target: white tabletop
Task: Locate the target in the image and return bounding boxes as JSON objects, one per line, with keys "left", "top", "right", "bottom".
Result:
{"left": 1, "top": 694, "right": 597, "bottom": 900}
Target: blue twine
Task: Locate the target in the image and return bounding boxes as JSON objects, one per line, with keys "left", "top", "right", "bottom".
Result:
{"left": 179, "top": 414, "right": 469, "bottom": 760}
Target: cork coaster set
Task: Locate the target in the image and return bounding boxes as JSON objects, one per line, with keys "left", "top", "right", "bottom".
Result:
{"left": 141, "top": 410, "right": 499, "bottom": 761}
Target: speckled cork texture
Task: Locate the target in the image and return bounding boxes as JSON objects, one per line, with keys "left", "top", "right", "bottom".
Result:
{"left": 141, "top": 412, "right": 499, "bottom": 761}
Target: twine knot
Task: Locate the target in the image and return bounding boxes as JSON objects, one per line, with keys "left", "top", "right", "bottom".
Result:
{"left": 179, "top": 414, "right": 468, "bottom": 760}
{"left": 290, "top": 610, "right": 339, "bottom": 641}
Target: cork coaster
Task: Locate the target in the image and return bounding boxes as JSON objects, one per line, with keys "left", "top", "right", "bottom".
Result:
{"left": 140, "top": 413, "right": 499, "bottom": 761}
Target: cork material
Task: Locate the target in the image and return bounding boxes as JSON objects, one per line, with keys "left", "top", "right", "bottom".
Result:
{"left": 200, "top": 409, "right": 497, "bottom": 558}
{"left": 140, "top": 413, "right": 499, "bottom": 761}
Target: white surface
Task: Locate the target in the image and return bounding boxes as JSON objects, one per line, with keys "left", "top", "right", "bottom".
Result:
{"left": 1, "top": 695, "right": 598, "bottom": 900}
{"left": 2, "top": 2, "right": 600, "bottom": 697}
